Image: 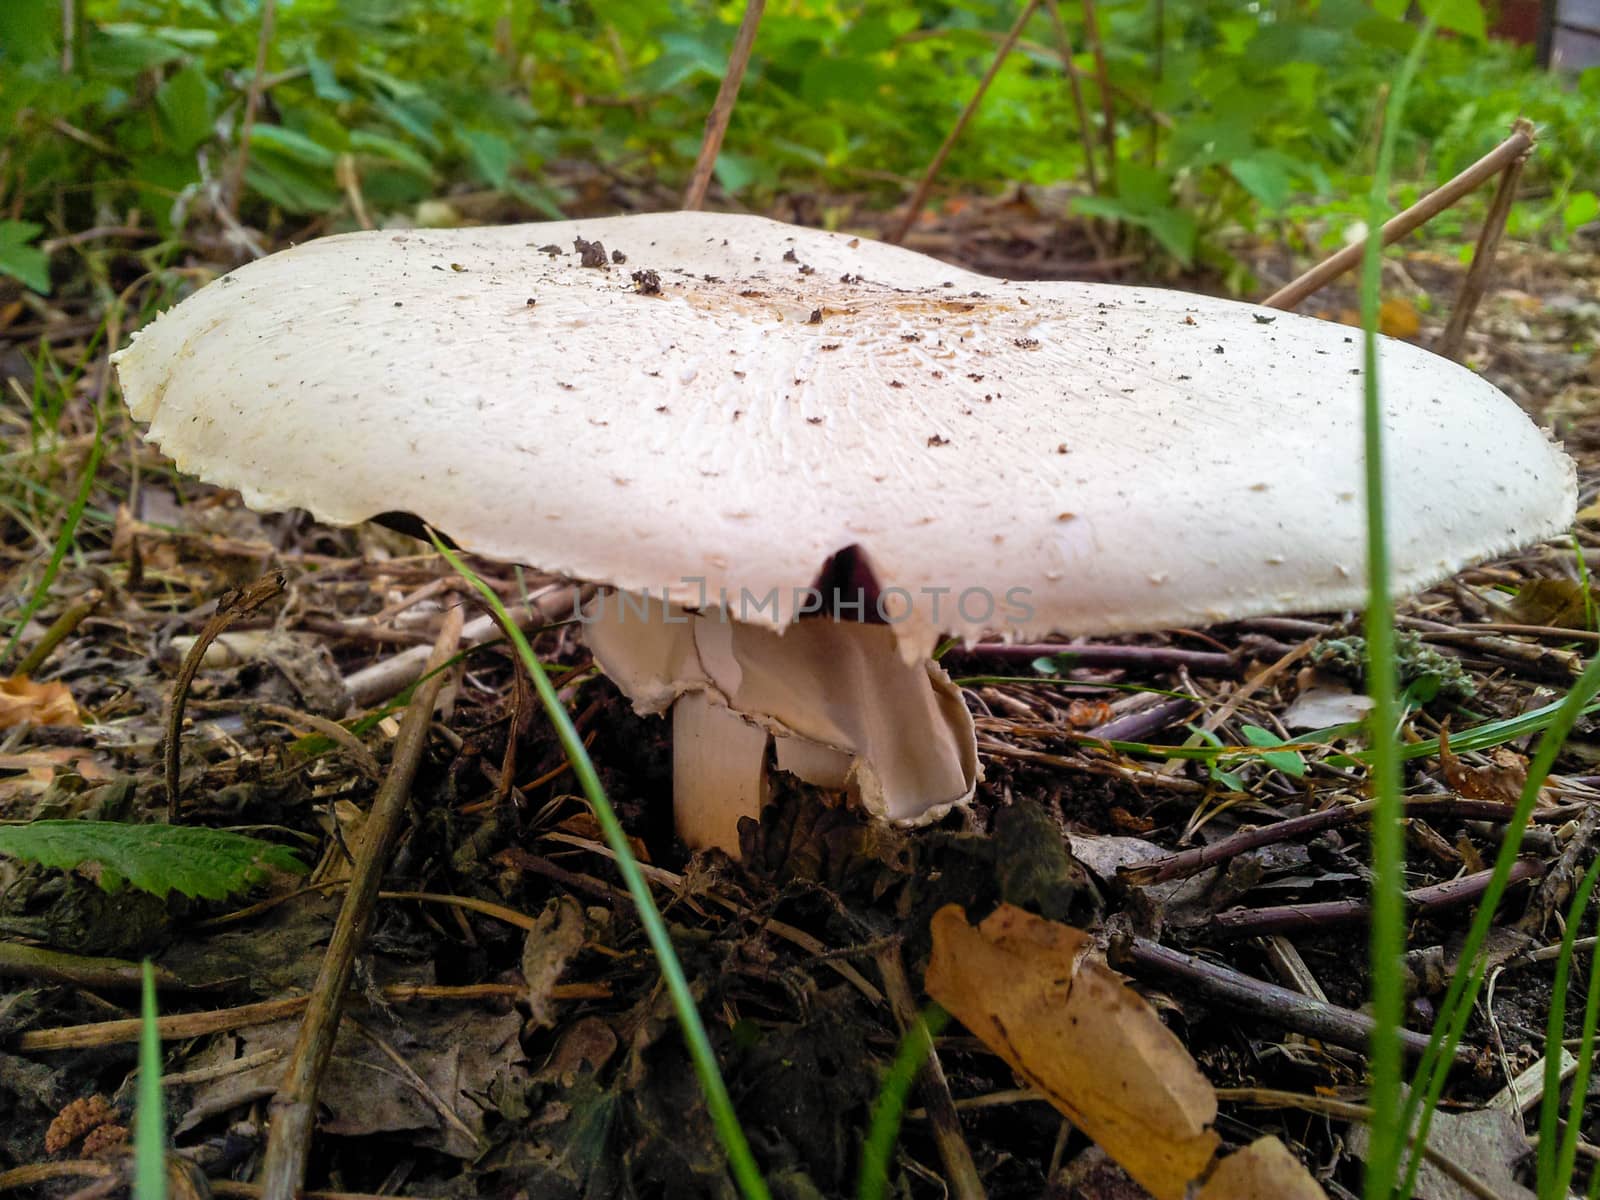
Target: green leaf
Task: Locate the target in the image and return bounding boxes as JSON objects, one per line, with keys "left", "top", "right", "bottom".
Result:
{"left": 1240, "top": 724, "right": 1307, "bottom": 777}
{"left": 156, "top": 64, "right": 212, "bottom": 153}
{"left": 459, "top": 128, "right": 513, "bottom": 189}
{"left": 0, "top": 0, "right": 58, "bottom": 64}
{"left": 1422, "top": 0, "right": 1486, "bottom": 40}
{"left": 1565, "top": 191, "right": 1600, "bottom": 233}
{"left": 1229, "top": 155, "right": 1294, "bottom": 211}
{"left": 249, "top": 124, "right": 338, "bottom": 169}
{"left": 349, "top": 129, "right": 434, "bottom": 178}
{"left": 303, "top": 49, "right": 352, "bottom": 102}
{"left": 0, "top": 219, "right": 50, "bottom": 293}
{"left": 0, "top": 821, "right": 307, "bottom": 900}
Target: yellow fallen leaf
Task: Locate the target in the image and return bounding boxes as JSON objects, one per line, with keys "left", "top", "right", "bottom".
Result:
{"left": 1379, "top": 296, "right": 1421, "bottom": 338}
{"left": 1333, "top": 296, "right": 1422, "bottom": 338}
{"left": 0, "top": 676, "right": 79, "bottom": 730}
{"left": 1197, "top": 1136, "right": 1327, "bottom": 1199}
{"left": 925, "top": 904, "right": 1219, "bottom": 1200}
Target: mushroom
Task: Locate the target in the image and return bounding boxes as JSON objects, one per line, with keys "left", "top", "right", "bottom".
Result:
{"left": 112, "top": 211, "right": 1576, "bottom": 853}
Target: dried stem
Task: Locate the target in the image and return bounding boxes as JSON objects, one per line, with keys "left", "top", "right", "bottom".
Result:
{"left": 256, "top": 605, "right": 462, "bottom": 1200}
{"left": 948, "top": 640, "right": 1237, "bottom": 674}
{"left": 888, "top": 0, "right": 1041, "bottom": 244}
{"left": 682, "top": 0, "right": 766, "bottom": 211}
{"left": 1436, "top": 120, "right": 1534, "bottom": 360}
{"left": 16, "top": 982, "right": 579, "bottom": 1052}
{"left": 875, "top": 947, "right": 986, "bottom": 1200}
{"left": 224, "top": 0, "right": 278, "bottom": 220}
{"left": 1110, "top": 936, "right": 1464, "bottom": 1062}
{"left": 166, "top": 571, "right": 286, "bottom": 821}
{"left": 1261, "top": 122, "right": 1536, "bottom": 311}
{"left": 1080, "top": 0, "right": 1117, "bottom": 196}
{"left": 14, "top": 588, "right": 100, "bottom": 677}
{"left": 1212, "top": 859, "right": 1545, "bottom": 937}
{"left": 1040, "top": 0, "right": 1098, "bottom": 195}
{"left": 1121, "top": 796, "right": 1579, "bottom": 886}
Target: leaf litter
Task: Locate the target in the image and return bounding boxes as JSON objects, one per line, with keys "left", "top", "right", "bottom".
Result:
{"left": 2, "top": 214, "right": 1599, "bottom": 1197}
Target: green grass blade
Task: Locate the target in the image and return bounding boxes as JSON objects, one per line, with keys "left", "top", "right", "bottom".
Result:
{"left": 432, "top": 540, "right": 770, "bottom": 1200}
{"left": 1538, "top": 855, "right": 1600, "bottom": 1194}
{"left": 1557, "top": 870, "right": 1600, "bottom": 1193}
{"left": 857, "top": 1005, "right": 950, "bottom": 1200}
{"left": 134, "top": 960, "right": 166, "bottom": 1200}
{"left": 1358, "top": 21, "right": 1438, "bottom": 1199}
{"left": 1398, "top": 651, "right": 1600, "bottom": 1199}
{"left": 2, "top": 412, "right": 105, "bottom": 666}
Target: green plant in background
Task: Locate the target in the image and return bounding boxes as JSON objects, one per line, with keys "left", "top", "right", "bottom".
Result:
{"left": 3, "top": 0, "right": 1597, "bottom": 294}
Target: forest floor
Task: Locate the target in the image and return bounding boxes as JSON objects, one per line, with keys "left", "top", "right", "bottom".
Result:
{"left": 2, "top": 195, "right": 1599, "bottom": 1200}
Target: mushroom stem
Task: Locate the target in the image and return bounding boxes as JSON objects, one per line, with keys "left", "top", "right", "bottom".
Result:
{"left": 583, "top": 592, "right": 980, "bottom": 855}
{"left": 671, "top": 691, "right": 770, "bottom": 854}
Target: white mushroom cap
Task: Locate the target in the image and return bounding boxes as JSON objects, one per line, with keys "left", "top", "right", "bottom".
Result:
{"left": 114, "top": 210, "right": 1575, "bottom": 661}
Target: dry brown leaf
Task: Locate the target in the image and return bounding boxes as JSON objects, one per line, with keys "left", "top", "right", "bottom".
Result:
{"left": 1196, "top": 1136, "right": 1327, "bottom": 1199}
{"left": 1439, "top": 728, "right": 1535, "bottom": 806}
{"left": 1334, "top": 297, "right": 1421, "bottom": 338}
{"left": 1506, "top": 577, "right": 1592, "bottom": 630}
{"left": 925, "top": 904, "right": 1219, "bottom": 1200}
{"left": 0, "top": 675, "right": 80, "bottom": 730}
{"left": 522, "top": 895, "right": 587, "bottom": 1026}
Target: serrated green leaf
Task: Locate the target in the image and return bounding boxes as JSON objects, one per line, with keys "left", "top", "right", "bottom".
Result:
{"left": 0, "top": 821, "right": 307, "bottom": 900}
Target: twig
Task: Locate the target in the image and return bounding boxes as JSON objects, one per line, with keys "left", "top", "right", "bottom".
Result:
{"left": 1110, "top": 936, "right": 1464, "bottom": 1062}
{"left": 888, "top": 0, "right": 1042, "bottom": 243}
{"left": 1080, "top": 0, "right": 1117, "bottom": 196}
{"left": 875, "top": 948, "right": 986, "bottom": 1200}
{"left": 13, "top": 589, "right": 101, "bottom": 677}
{"left": 1211, "top": 859, "right": 1545, "bottom": 937}
{"left": 1121, "top": 797, "right": 1579, "bottom": 886}
{"left": 1039, "top": 0, "right": 1098, "bottom": 195}
{"left": 253, "top": 702, "right": 382, "bottom": 781}
{"left": 166, "top": 572, "right": 287, "bottom": 821}
{"left": 0, "top": 942, "right": 182, "bottom": 992}
{"left": 1436, "top": 119, "right": 1535, "bottom": 360}
{"left": 948, "top": 641, "right": 1237, "bottom": 675}
{"left": 224, "top": 0, "right": 278, "bottom": 220}
{"left": 1261, "top": 122, "right": 1537, "bottom": 311}
{"left": 342, "top": 585, "right": 580, "bottom": 708}
{"left": 14, "top": 983, "right": 570, "bottom": 1052}
{"left": 1517, "top": 802, "right": 1600, "bottom": 934}
{"left": 1085, "top": 695, "right": 1197, "bottom": 742}
{"left": 257, "top": 605, "right": 462, "bottom": 1200}
{"left": 682, "top": 0, "right": 766, "bottom": 211}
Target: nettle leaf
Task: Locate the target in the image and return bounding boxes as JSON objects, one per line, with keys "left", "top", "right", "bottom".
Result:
{"left": 0, "top": 820, "right": 307, "bottom": 900}
{"left": 0, "top": 219, "right": 50, "bottom": 293}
